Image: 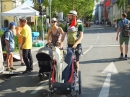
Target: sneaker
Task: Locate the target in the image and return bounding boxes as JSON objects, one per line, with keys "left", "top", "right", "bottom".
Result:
{"left": 119, "top": 55, "right": 123, "bottom": 59}
{"left": 6, "top": 67, "right": 11, "bottom": 71}
{"left": 22, "top": 70, "right": 30, "bottom": 74}
{"left": 10, "top": 67, "right": 16, "bottom": 70}
{"left": 21, "top": 63, "right": 25, "bottom": 66}
{"left": 124, "top": 56, "right": 128, "bottom": 60}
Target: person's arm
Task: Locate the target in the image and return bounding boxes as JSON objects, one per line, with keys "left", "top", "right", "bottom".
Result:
{"left": 75, "top": 24, "right": 84, "bottom": 45}
{"left": 20, "top": 29, "right": 26, "bottom": 49}
{"left": 47, "top": 28, "right": 51, "bottom": 43}
{"left": 16, "top": 27, "right": 21, "bottom": 37}
{"left": 116, "top": 22, "right": 121, "bottom": 41}
{"left": 59, "top": 27, "right": 65, "bottom": 42}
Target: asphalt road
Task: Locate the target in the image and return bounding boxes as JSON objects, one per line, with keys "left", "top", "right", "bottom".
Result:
{"left": 1, "top": 25, "right": 130, "bottom": 97}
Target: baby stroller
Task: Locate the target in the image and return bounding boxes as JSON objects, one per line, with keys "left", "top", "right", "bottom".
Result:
{"left": 36, "top": 42, "right": 65, "bottom": 81}
{"left": 36, "top": 44, "right": 82, "bottom": 97}
{"left": 36, "top": 46, "right": 53, "bottom": 81}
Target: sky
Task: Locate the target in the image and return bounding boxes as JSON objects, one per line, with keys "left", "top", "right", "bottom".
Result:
{"left": 24, "top": 0, "right": 33, "bottom": 6}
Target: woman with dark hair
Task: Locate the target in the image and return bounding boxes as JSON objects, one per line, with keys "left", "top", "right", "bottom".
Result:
{"left": 5, "top": 22, "right": 16, "bottom": 71}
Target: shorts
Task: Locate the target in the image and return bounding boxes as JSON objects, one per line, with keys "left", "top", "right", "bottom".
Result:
{"left": 68, "top": 44, "right": 82, "bottom": 61}
{"left": 18, "top": 44, "right": 22, "bottom": 55}
{"left": 6, "top": 48, "right": 14, "bottom": 54}
{"left": 119, "top": 36, "right": 129, "bottom": 45}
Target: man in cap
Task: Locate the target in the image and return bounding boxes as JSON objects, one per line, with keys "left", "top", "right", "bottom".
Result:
{"left": 20, "top": 18, "right": 33, "bottom": 74}
{"left": 5, "top": 22, "right": 16, "bottom": 71}
{"left": 64, "top": 10, "right": 84, "bottom": 75}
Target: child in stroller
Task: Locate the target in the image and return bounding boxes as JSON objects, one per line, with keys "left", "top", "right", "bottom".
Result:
{"left": 36, "top": 44, "right": 82, "bottom": 97}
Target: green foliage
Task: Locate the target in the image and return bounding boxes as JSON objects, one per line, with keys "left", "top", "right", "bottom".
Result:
{"left": 14, "top": 36, "right": 18, "bottom": 48}
{"left": 116, "top": 18, "right": 122, "bottom": 24}
{"left": 59, "top": 23, "right": 66, "bottom": 31}
{"left": 127, "top": 11, "right": 130, "bottom": 20}
{"left": 33, "top": 0, "right": 95, "bottom": 18}
{"left": 0, "top": 30, "right": 3, "bottom": 37}
{"left": 116, "top": 0, "right": 126, "bottom": 11}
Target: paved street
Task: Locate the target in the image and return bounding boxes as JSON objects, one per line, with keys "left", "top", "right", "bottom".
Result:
{"left": 1, "top": 25, "right": 130, "bottom": 97}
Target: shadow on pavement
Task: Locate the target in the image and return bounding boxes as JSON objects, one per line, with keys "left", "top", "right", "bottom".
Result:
{"left": 80, "top": 58, "right": 126, "bottom": 64}
{"left": 0, "top": 69, "right": 130, "bottom": 97}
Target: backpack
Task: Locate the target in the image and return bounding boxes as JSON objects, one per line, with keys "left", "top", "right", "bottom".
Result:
{"left": 67, "top": 23, "right": 79, "bottom": 45}
{"left": 122, "top": 20, "right": 130, "bottom": 37}
{"left": 1, "top": 31, "right": 8, "bottom": 50}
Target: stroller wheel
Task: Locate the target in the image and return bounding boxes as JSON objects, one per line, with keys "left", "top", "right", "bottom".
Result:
{"left": 75, "top": 91, "right": 78, "bottom": 97}
{"left": 39, "top": 74, "right": 43, "bottom": 81}
{"left": 78, "top": 71, "right": 82, "bottom": 95}
{"left": 48, "top": 92, "right": 52, "bottom": 97}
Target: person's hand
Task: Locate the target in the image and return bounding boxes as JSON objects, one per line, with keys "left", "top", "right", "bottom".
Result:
{"left": 116, "top": 36, "right": 118, "bottom": 41}
{"left": 59, "top": 42, "right": 63, "bottom": 48}
{"left": 20, "top": 45, "right": 23, "bottom": 50}
{"left": 73, "top": 43, "right": 77, "bottom": 49}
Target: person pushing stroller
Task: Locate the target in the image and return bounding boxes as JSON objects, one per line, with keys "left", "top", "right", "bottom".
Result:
{"left": 47, "top": 18, "right": 65, "bottom": 48}
{"left": 64, "top": 10, "right": 84, "bottom": 75}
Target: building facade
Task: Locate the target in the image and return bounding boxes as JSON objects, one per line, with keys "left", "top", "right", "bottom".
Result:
{"left": 1, "top": 0, "right": 22, "bottom": 28}
{"left": 94, "top": 2, "right": 104, "bottom": 23}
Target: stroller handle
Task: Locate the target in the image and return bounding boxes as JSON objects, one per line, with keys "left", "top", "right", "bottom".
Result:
{"left": 46, "top": 42, "right": 60, "bottom": 48}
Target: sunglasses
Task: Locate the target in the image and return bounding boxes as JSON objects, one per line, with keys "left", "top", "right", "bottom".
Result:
{"left": 51, "top": 21, "right": 56, "bottom": 23}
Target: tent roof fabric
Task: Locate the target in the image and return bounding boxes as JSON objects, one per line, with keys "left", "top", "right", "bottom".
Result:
{"left": 2, "top": 3, "right": 39, "bottom": 16}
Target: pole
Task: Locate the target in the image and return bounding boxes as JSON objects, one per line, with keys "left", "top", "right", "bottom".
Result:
{"left": 41, "top": 15, "right": 44, "bottom": 41}
{"left": 40, "top": 4, "right": 44, "bottom": 41}
{"left": 49, "top": 0, "right": 51, "bottom": 23}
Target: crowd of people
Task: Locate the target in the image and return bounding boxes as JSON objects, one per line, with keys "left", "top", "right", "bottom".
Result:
{"left": 3, "top": 10, "right": 84, "bottom": 76}
{"left": 4, "top": 18, "right": 33, "bottom": 74}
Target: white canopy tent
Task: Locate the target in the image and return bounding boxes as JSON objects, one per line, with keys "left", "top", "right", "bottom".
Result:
{"left": 1, "top": 3, "right": 39, "bottom": 16}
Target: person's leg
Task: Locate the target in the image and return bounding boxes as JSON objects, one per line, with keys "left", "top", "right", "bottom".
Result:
{"left": 19, "top": 44, "right": 24, "bottom": 65}
{"left": 124, "top": 37, "right": 129, "bottom": 60}
{"left": 119, "top": 37, "right": 124, "bottom": 58}
{"left": 22, "top": 49, "right": 30, "bottom": 72}
{"left": 6, "top": 54, "right": 11, "bottom": 71}
{"left": 9, "top": 53, "right": 16, "bottom": 70}
{"left": 28, "top": 49, "right": 33, "bottom": 71}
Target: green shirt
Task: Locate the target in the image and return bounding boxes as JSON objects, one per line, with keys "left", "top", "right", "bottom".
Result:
{"left": 64, "top": 23, "right": 84, "bottom": 33}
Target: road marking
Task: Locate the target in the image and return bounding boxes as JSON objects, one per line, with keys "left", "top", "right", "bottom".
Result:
{"left": 30, "top": 80, "right": 48, "bottom": 94}
{"left": 81, "top": 46, "right": 93, "bottom": 57}
{"left": 94, "top": 33, "right": 100, "bottom": 44}
{"left": 16, "top": 61, "right": 38, "bottom": 72}
{"left": 102, "top": 62, "right": 118, "bottom": 74}
{"left": 98, "top": 62, "right": 118, "bottom": 97}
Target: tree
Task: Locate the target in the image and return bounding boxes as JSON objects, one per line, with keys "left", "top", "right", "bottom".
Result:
{"left": 116, "top": 0, "right": 126, "bottom": 12}
{"left": 33, "top": 0, "right": 95, "bottom": 18}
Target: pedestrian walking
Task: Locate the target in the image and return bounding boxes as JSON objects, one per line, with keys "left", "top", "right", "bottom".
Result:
{"left": 64, "top": 10, "right": 84, "bottom": 75}
{"left": 116, "top": 13, "right": 130, "bottom": 60}
{"left": 16, "top": 24, "right": 25, "bottom": 66}
{"left": 19, "top": 18, "right": 33, "bottom": 74}
{"left": 5, "top": 22, "right": 16, "bottom": 71}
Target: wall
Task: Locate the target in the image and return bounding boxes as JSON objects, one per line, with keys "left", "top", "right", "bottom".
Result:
{"left": 113, "top": 3, "right": 122, "bottom": 20}
{"left": 108, "top": 6, "right": 113, "bottom": 22}
{"left": 1, "top": 1, "right": 14, "bottom": 27}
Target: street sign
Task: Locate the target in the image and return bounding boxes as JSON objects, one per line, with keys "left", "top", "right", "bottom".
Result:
{"left": 37, "top": 0, "right": 44, "bottom": 4}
